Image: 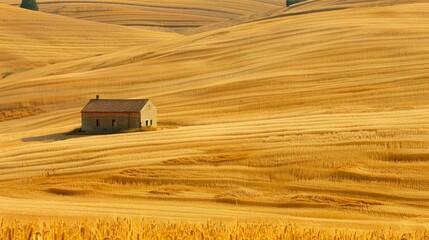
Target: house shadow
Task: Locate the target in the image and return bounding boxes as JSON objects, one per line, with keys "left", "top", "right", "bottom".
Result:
{"left": 20, "top": 128, "right": 152, "bottom": 142}
{"left": 21, "top": 128, "right": 91, "bottom": 142}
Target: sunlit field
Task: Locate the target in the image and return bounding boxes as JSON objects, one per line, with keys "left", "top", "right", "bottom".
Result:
{"left": 1, "top": 218, "right": 429, "bottom": 239}
{"left": 1, "top": 0, "right": 429, "bottom": 237}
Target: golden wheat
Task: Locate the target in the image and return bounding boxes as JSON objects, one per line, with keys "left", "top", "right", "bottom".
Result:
{"left": 0, "top": 218, "right": 428, "bottom": 240}
{"left": 1, "top": 0, "right": 429, "bottom": 235}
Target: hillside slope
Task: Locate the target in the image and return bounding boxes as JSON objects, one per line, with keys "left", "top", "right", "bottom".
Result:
{"left": 3, "top": 2, "right": 429, "bottom": 118}
{"left": 0, "top": 1, "right": 429, "bottom": 229}
{"left": 5, "top": 0, "right": 284, "bottom": 32}
{"left": 0, "top": 4, "right": 179, "bottom": 76}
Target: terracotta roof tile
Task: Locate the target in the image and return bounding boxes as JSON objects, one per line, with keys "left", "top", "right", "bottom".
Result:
{"left": 81, "top": 99, "right": 149, "bottom": 113}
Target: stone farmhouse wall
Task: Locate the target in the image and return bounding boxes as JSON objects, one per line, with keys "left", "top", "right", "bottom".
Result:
{"left": 81, "top": 112, "right": 141, "bottom": 132}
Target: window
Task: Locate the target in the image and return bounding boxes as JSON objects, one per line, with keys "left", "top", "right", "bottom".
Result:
{"left": 112, "top": 119, "right": 116, "bottom": 127}
{"left": 96, "top": 119, "right": 100, "bottom": 127}
{"left": 146, "top": 120, "right": 149, "bottom": 127}
{"left": 150, "top": 120, "right": 153, "bottom": 126}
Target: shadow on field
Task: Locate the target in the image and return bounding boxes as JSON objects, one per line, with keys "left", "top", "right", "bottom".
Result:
{"left": 21, "top": 128, "right": 91, "bottom": 142}
{"left": 21, "top": 126, "right": 159, "bottom": 142}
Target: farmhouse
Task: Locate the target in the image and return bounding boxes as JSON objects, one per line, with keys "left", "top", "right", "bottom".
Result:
{"left": 81, "top": 96, "right": 157, "bottom": 132}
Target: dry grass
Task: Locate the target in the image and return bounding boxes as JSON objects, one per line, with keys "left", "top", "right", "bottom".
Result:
{"left": 0, "top": 219, "right": 428, "bottom": 240}
{"left": 0, "top": 0, "right": 429, "bottom": 235}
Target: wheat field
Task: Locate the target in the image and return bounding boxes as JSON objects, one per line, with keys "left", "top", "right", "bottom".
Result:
{"left": 1, "top": 0, "right": 429, "bottom": 238}
{"left": 1, "top": 218, "right": 429, "bottom": 240}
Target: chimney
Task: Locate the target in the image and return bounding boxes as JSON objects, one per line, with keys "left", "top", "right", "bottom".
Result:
{"left": 96, "top": 95, "right": 99, "bottom": 100}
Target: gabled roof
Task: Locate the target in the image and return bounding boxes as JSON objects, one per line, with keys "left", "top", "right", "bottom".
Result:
{"left": 81, "top": 99, "right": 149, "bottom": 113}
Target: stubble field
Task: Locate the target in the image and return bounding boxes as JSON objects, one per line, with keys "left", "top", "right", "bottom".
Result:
{"left": 1, "top": 0, "right": 429, "bottom": 238}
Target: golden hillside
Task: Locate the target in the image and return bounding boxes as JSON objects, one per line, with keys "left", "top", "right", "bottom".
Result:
{"left": 0, "top": 4, "right": 179, "bottom": 75}
{"left": 5, "top": 0, "right": 284, "bottom": 32}
{"left": 1, "top": 0, "right": 429, "bottom": 233}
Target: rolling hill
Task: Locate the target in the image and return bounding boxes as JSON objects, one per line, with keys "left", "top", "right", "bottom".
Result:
{"left": 5, "top": 0, "right": 285, "bottom": 32}
{"left": 0, "top": 4, "right": 179, "bottom": 76}
{"left": 0, "top": 0, "right": 429, "bottom": 232}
